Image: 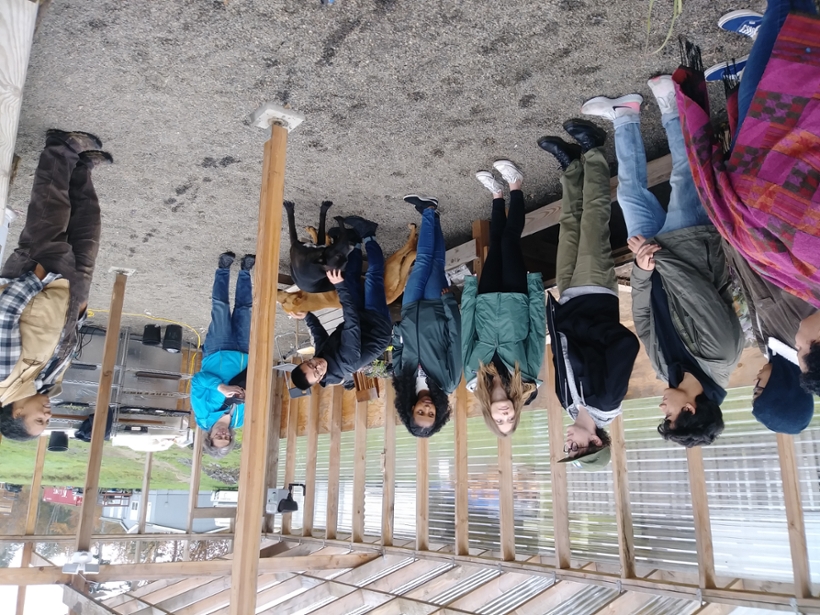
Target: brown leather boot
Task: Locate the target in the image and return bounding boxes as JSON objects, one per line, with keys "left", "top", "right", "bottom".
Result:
{"left": 46, "top": 129, "right": 103, "bottom": 153}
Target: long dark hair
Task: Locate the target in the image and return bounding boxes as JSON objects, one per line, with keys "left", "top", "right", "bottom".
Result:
{"left": 392, "top": 368, "right": 452, "bottom": 438}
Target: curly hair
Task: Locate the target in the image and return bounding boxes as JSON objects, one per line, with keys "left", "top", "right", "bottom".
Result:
{"left": 657, "top": 393, "right": 724, "bottom": 447}
{"left": 202, "top": 427, "right": 236, "bottom": 459}
{"left": 474, "top": 361, "right": 537, "bottom": 438}
{"left": 392, "top": 368, "right": 451, "bottom": 438}
{"left": 799, "top": 341, "right": 820, "bottom": 396}
{"left": 0, "top": 404, "right": 37, "bottom": 441}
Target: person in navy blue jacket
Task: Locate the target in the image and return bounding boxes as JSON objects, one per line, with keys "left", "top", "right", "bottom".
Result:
{"left": 191, "top": 252, "right": 254, "bottom": 458}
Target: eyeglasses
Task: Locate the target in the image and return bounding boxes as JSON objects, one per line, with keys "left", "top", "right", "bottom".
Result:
{"left": 563, "top": 442, "right": 588, "bottom": 454}
{"left": 308, "top": 360, "right": 322, "bottom": 379}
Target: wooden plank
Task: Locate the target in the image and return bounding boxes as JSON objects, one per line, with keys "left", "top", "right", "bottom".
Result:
{"left": 302, "top": 384, "right": 321, "bottom": 537}
{"left": 75, "top": 273, "right": 128, "bottom": 555}
{"left": 230, "top": 121, "right": 288, "bottom": 615}
{"left": 545, "top": 346, "right": 570, "bottom": 568}
{"left": 4, "top": 532, "right": 232, "bottom": 544}
{"left": 63, "top": 585, "right": 120, "bottom": 615}
{"left": 497, "top": 435, "right": 515, "bottom": 561}
{"left": 776, "top": 433, "right": 811, "bottom": 599}
{"left": 183, "top": 425, "right": 205, "bottom": 560}
{"left": 454, "top": 381, "right": 469, "bottom": 556}
{"left": 445, "top": 239, "right": 477, "bottom": 270}
{"left": 686, "top": 446, "right": 716, "bottom": 589}
{"left": 264, "top": 373, "right": 284, "bottom": 533}
{"left": 327, "top": 385, "right": 344, "bottom": 540}
{"left": 381, "top": 380, "right": 396, "bottom": 546}
{"left": 281, "top": 391, "right": 299, "bottom": 535}
{"left": 609, "top": 415, "right": 635, "bottom": 579}
{"left": 471, "top": 220, "right": 490, "bottom": 277}
{"left": 138, "top": 453, "right": 154, "bottom": 534}
{"left": 175, "top": 573, "right": 293, "bottom": 615}
{"left": 192, "top": 507, "right": 237, "bottom": 519}
{"left": 15, "top": 435, "right": 48, "bottom": 615}
{"left": 352, "top": 399, "right": 368, "bottom": 543}
{"left": 416, "top": 436, "right": 429, "bottom": 551}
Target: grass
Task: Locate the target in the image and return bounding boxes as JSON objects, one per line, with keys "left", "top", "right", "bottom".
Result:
{"left": 0, "top": 433, "right": 243, "bottom": 491}
{"left": 646, "top": 0, "right": 684, "bottom": 53}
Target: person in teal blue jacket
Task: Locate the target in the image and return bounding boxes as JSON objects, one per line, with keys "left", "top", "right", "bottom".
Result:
{"left": 466, "top": 160, "right": 546, "bottom": 437}
{"left": 191, "top": 252, "right": 254, "bottom": 458}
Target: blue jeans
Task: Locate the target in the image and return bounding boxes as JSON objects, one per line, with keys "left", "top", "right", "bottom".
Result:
{"left": 736, "top": 0, "right": 817, "bottom": 135}
{"left": 203, "top": 268, "right": 252, "bottom": 357}
{"left": 614, "top": 115, "right": 711, "bottom": 239}
{"left": 345, "top": 239, "right": 391, "bottom": 323}
{"left": 403, "top": 209, "right": 448, "bottom": 304}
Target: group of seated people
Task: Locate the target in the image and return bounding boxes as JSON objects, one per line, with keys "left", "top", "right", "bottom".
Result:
{"left": 1, "top": 4, "right": 817, "bottom": 479}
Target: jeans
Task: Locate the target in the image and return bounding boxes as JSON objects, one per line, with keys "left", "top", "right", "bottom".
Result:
{"left": 478, "top": 189, "right": 528, "bottom": 295}
{"left": 203, "top": 267, "right": 252, "bottom": 357}
{"left": 345, "top": 239, "right": 391, "bottom": 323}
{"left": 737, "top": 0, "right": 817, "bottom": 134}
{"left": 403, "top": 208, "right": 448, "bottom": 304}
{"left": 614, "top": 116, "right": 711, "bottom": 240}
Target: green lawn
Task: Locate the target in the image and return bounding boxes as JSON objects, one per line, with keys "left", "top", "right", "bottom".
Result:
{"left": 0, "top": 433, "right": 243, "bottom": 491}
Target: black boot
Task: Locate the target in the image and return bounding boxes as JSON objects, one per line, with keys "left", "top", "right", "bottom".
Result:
{"left": 218, "top": 251, "right": 236, "bottom": 269}
{"left": 240, "top": 254, "right": 256, "bottom": 271}
{"left": 343, "top": 216, "right": 378, "bottom": 241}
{"left": 537, "top": 137, "right": 582, "bottom": 170}
{"left": 562, "top": 119, "right": 607, "bottom": 152}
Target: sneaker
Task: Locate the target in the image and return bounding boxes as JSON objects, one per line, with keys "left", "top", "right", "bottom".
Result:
{"left": 343, "top": 215, "right": 378, "bottom": 241}
{"left": 718, "top": 10, "right": 763, "bottom": 39}
{"left": 647, "top": 75, "right": 678, "bottom": 117}
{"left": 240, "top": 254, "right": 256, "bottom": 271}
{"left": 403, "top": 195, "right": 439, "bottom": 214}
{"left": 492, "top": 160, "right": 523, "bottom": 185}
{"left": 218, "top": 251, "right": 236, "bottom": 269}
{"left": 581, "top": 94, "right": 643, "bottom": 122}
{"left": 475, "top": 171, "right": 503, "bottom": 194}
{"left": 704, "top": 55, "right": 749, "bottom": 82}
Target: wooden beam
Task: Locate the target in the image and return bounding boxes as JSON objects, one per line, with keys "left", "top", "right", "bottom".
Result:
{"left": 183, "top": 425, "right": 205, "bottom": 560}
{"left": 281, "top": 391, "right": 299, "bottom": 535}
{"left": 230, "top": 120, "right": 288, "bottom": 615}
{"left": 352, "top": 400, "right": 368, "bottom": 543}
{"left": 2, "top": 532, "right": 232, "bottom": 544}
{"left": 15, "top": 435, "right": 48, "bottom": 615}
{"left": 75, "top": 273, "right": 128, "bottom": 556}
{"left": 173, "top": 572, "right": 293, "bottom": 615}
{"left": 138, "top": 453, "right": 154, "bottom": 534}
{"left": 471, "top": 220, "right": 490, "bottom": 277}
{"left": 544, "top": 346, "right": 570, "bottom": 568}
{"left": 381, "top": 380, "right": 395, "bottom": 546}
{"left": 302, "top": 384, "right": 321, "bottom": 537}
{"left": 776, "top": 433, "right": 811, "bottom": 599}
{"left": 263, "top": 373, "right": 284, "bottom": 533}
{"left": 609, "top": 415, "right": 635, "bottom": 579}
{"left": 686, "top": 446, "right": 716, "bottom": 589}
{"left": 497, "top": 435, "right": 515, "bottom": 561}
{"left": 326, "top": 385, "right": 343, "bottom": 540}
{"left": 416, "top": 436, "right": 429, "bottom": 552}
{"left": 63, "top": 585, "right": 120, "bottom": 615}
{"left": 192, "top": 507, "right": 237, "bottom": 519}
{"left": 454, "top": 381, "right": 469, "bottom": 557}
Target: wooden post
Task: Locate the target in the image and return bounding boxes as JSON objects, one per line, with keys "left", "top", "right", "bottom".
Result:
{"left": 263, "top": 374, "right": 284, "bottom": 534}
{"left": 15, "top": 435, "right": 47, "bottom": 615}
{"left": 302, "top": 385, "right": 321, "bottom": 537}
{"left": 776, "top": 433, "right": 811, "bottom": 598}
{"left": 454, "top": 380, "right": 469, "bottom": 556}
{"left": 183, "top": 425, "right": 204, "bottom": 561}
{"left": 74, "top": 273, "right": 128, "bottom": 555}
{"left": 686, "top": 446, "right": 716, "bottom": 589}
{"left": 352, "top": 399, "right": 368, "bottom": 543}
{"left": 326, "top": 386, "right": 343, "bottom": 540}
{"left": 472, "top": 220, "right": 490, "bottom": 277}
{"left": 545, "top": 346, "right": 571, "bottom": 569}
{"left": 281, "top": 392, "right": 299, "bottom": 535}
{"left": 230, "top": 120, "right": 288, "bottom": 615}
{"left": 497, "top": 435, "right": 515, "bottom": 561}
{"left": 380, "top": 381, "right": 395, "bottom": 546}
{"left": 136, "top": 451, "right": 153, "bottom": 563}
{"left": 416, "top": 436, "right": 429, "bottom": 552}
{"left": 610, "top": 415, "right": 635, "bottom": 579}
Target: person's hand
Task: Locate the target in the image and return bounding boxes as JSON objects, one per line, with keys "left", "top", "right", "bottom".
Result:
{"left": 289, "top": 311, "right": 307, "bottom": 320}
{"left": 441, "top": 287, "right": 451, "bottom": 295}
{"left": 628, "top": 236, "right": 661, "bottom": 271}
{"left": 218, "top": 384, "right": 245, "bottom": 398}
{"left": 326, "top": 269, "right": 344, "bottom": 285}
{"left": 627, "top": 235, "right": 647, "bottom": 254}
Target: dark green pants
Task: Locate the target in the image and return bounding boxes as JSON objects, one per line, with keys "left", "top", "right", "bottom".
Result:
{"left": 556, "top": 147, "right": 617, "bottom": 295}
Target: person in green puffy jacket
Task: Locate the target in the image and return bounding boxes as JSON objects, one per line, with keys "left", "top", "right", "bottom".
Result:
{"left": 465, "top": 160, "right": 546, "bottom": 437}
{"left": 391, "top": 195, "right": 462, "bottom": 438}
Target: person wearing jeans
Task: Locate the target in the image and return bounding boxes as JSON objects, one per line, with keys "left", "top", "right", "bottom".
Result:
{"left": 463, "top": 160, "right": 545, "bottom": 438}
{"left": 538, "top": 120, "right": 640, "bottom": 471}
{"left": 582, "top": 81, "right": 743, "bottom": 448}
{"left": 292, "top": 215, "right": 393, "bottom": 391}
{"left": 191, "top": 252, "right": 255, "bottom": 458}
{"left": 391, "top": 196, "right": 461, "bottom": 438}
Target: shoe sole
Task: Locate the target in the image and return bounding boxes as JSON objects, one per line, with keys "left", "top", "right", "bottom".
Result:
{"left": 718, "top": 9, "right": 763, "bottom": 30}
{"left": 581, "top": 94, "right": 643, "bottom": 114}
{"left": 492, "top": 160, "right": 523, "bottom": 183}
{"left": 403, "top": 194, "right": 439, "bottom": 206}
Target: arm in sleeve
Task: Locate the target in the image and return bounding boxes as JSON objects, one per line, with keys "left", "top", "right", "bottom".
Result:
{"left": 525, "top": 273, "right": 547, "bottom": 382}
{"left": 304, "top": 312, "right": 329, "bottom": 350}
{"left": 630, "top": 266, "right": 653, "bottom": 348}
{"left": 460, "top": 276, "right": 478, "bottom": 379}
{"left": 335, "top": 282, "right": 363, "bottom": 372}
{"left": 0, "top": 272, "right": 48, "bottom": 380}
{"left": 190, "top": 370, "right": 228, "bottom": 430}
{"left": 442, "top": 293, "right": 463, "bottom": 393}
{"left": 391, "top": 322, "right": 404, "bottom": 370}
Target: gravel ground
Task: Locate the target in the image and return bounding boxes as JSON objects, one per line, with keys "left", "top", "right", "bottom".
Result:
{"left": 7, "top": 0, "right": 758, "bottom": 337}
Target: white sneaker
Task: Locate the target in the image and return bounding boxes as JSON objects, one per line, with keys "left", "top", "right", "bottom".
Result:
{"left": 492, "top": 160, "right": 523, "bottom": 185}
{"left": 647, "top": 76, "right": 678, "bottom": 117}
{"left": 475, "top": 171, "right": 503, "bottom": 194}
{"left": 581, "top": 94, "right": 644, "bottom": 122}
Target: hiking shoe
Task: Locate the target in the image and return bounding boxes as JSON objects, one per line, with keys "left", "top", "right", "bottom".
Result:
{"left": 562, "top": 119, "right": 607, "bottom": 152}
{"left": 537, "top": 136, "right": 582, "bottom": 170}
{"left": 492, "top": 160, "right": 523, "bottom": 185}
{"left": 218, "top": 251, "right": 236, "bottom": 269}
{"left": 78, "top": 150, "right": 113, "bottom": 169}
{"left": 705, "top": 56, "right": 749, "bottom": 82}
{"left": 647, "top": 75, "right": 678, "bottom": 118}
{"left": 581, "top": 94, "right": 643, "bottom": 122}
{"left": 718, "top": 10, "right": 763, "bottom": 39}
{"left": 475, "top": 171, "right": 503, "bottom": 194}
{"left": 404, "top": 195, "right": 439, "bottom": 214}
{"left": 46, "top": 129, "right": 102, "bottom": 153}
{"left": 343, "top": 216, "right": 378, "bottom": 241}
{"left": 240, "top": 254, "right": 256, "bottom": 271}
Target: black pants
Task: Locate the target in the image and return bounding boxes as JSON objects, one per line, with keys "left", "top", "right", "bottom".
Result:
{"left": 477, "top": 189, "right": 528, "bottom": 295}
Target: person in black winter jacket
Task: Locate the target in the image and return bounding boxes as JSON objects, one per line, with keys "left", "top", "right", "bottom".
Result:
{"left": 291, "top": 216, "right": 392, "bottom": 390}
